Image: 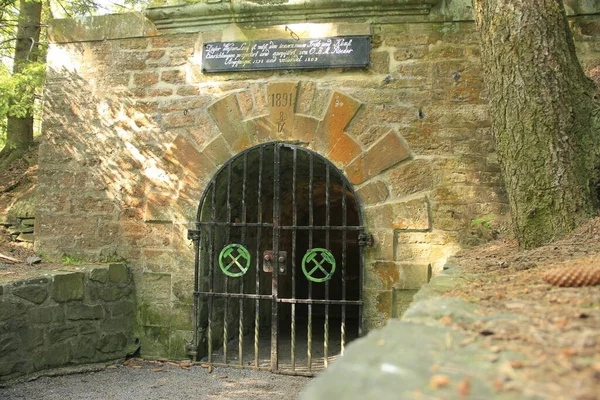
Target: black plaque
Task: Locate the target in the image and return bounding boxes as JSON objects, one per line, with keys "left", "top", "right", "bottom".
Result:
{"left": 201, "top": 36, "right": 370, "bottom": 73}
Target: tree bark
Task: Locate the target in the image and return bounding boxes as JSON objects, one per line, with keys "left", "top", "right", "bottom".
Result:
{"left": 0, "top": 0, "right": 42, "bottom": 161}
{"left": 474, "top": 0, "right": 600, "bottom": 249}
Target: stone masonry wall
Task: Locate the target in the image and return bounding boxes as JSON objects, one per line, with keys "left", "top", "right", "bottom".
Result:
{"left": 37, "top": 7, "right": 600, "bottom": 358}
{"left": 0, "top": 264, "right": 138, "bottom": 381}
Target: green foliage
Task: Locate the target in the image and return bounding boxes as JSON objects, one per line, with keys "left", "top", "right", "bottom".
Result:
{"left": 61, "top": 254, "right": 86, "bottom": 265}
{"left": 471, "top": 214, "right": 496, "bottom": 230}
{"left": 0, "top": 61, "right": 45, "bottom": 148}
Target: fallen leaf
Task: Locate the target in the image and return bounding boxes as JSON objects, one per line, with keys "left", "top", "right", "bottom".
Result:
{"left": 166, "top": 362, "right": 179, "bottom": 367}
{"left": 106, "top": 365, "right": 118, "bottom": 369}
{"left": 460, "top": 336, "right": 476, "bottom": 346}
{"left": 440, "top": 316, "right": 452, "bottom": 325}
{"left": 219, "top": 375, "right": 228, "bottom": 379}
{"left": 429, "top": 375, "right": 450, "bottom": 389}
{"left": 132, "top": 365, "right": 142, "bottom": 369}
{"left": 509, "top": 360, "right": 524, "bottom": 369}
{"left": 457, "top": 377, "right": 471, "bottom": 397}
{"left": 496, "top": 292, "right": 504, "bottom": 299}
{"left": 151, "top": 368, "right": 163, "bottom": 373}
{"left": 492, "top": 379, "right": 504, "bottom": 392}
{"left": 562, "top": 348, "right": 575, "bottom": 357}
{"left": 377, "top": 339, "right": 385, "bottom": 346}
{"left": 522, "top": 288, "right": 530, "bottom": 294}
{"left": 208, "top": 366, "right": 213, "bottom": 373}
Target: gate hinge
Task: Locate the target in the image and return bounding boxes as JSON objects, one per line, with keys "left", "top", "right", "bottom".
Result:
{"left": 187, "top": 229, "right": 201, "bottom": 242}
{"left": 358, "top": 233, "right": 374, "bottom": 247}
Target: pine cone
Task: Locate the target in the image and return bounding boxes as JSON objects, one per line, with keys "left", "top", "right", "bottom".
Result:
{"left": 542, "top": 266, "right": 600, "bottom": 287}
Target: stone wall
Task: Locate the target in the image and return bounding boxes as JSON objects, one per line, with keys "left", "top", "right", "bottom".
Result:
{"left": 37, "top": 2, "right": 600, "bottom": 358}
{"left": 0, "top": 264, "right": 138, "bottom": 381}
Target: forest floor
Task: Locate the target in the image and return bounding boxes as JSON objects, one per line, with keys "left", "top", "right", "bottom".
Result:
{"left": 443, "top": 219, "right": 600, "bottom": 399}
{"left": 1, "top": 150, "right": 600, "bottom": 398}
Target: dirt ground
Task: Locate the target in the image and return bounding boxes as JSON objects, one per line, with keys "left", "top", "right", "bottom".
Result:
{"left": 444, "top": 219, "right": 600, "bottom": 399}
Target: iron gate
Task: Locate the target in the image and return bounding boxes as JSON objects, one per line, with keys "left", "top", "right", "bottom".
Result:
{"left": 188, "top": 142, "right": 367, "bottom": 376}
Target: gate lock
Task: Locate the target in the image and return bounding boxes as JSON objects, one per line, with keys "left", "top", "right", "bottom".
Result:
{"left": 263, "top": 251, "right": 287, "bottom": 274}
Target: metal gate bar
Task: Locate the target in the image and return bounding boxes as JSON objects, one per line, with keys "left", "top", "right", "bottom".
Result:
{"left": 324, "top": 164, "right": 330, "bottom": 368}
{"left": 271, "top": 143, "right": 281, "bottom": 372}
{"left": 341, "top": 179, "right": 347, "bottom": 355}
{"left": 223, "top": 163, "right": 232, "bottom": 365}
{"left": 254, "top": 146, "right": 264, "bottom": 369}
{"left": 291, "top": 147, "right": 297, "bottom": 371}
{"left": 238, "top": 152, "right": 248, "bottom": 367}
{"left": 307, "top": 152, "right": 313, "bottom": 373}
{"left": 208, "top": 182, "right": 217, "bottom": 364}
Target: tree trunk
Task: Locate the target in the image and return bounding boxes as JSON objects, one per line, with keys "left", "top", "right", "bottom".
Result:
{"left": 474, "top": 0, "right": 600, "bottom": 249}
{"left": 0, "top": 0, "right": 42, "bottom": 161}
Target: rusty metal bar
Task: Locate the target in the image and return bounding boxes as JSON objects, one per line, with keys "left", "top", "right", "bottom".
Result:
{"left": 223, "top": 163, "right": 232, "bottom": 364}
{"left": 197, "top": 293, "right": 361, "bottom": 304}
{"left": 195, "top": 221, "right": 364, "bottom": 231}
{"left": 196, "top": 292, "right": 274, "bottom": 300}
{"left": 254, "top": 146, "right": 264, "bottom": 369}
{"left": 271, "top": 143, "right": 281, "bottom": 372}
{"left": 239, "top": 152, "right": 248, "bottom": 367}
{"left": 277, "top": 298, "right": 362, "bottom": 305}
{"left": 208, "top": 182, "right": 217, "bottom": 364}
{"left": 291, "top": 147, "right": 297, "bottom": 371}
{"left": 307, "top": 152, "right": 313, "bottom": 373}
{"left": 324, "top": 164, "right": 330, "bottom": 368}
{"left": 341, "top": 179, "right": 347, "bottom": 355}
{"left": 191, "top": 224, "right": 201, "bottom": 362}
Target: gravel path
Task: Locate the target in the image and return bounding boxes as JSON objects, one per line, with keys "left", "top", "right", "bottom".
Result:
{"left": 0, "top": 362, "right": 312, "bottom": 400}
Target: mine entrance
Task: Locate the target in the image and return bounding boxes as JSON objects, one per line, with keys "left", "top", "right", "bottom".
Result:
{"left": 189, "top": 142, "right": 365, "bottom": 376}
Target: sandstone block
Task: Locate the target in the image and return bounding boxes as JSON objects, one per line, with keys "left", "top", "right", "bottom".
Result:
{"left": 207, "top": 95, "right": 249, "bottom": 152}
{"left": 133, "top": 72, "right": 158, "bottom": 86}
{"left": 138, "top": 272, "right": 171, "bottom": 303}
{"left": 365, "top": 261, "right": 400, "bottom": 291}
{"left": 169, "top": 330, "right": 194, "bottom": 359}
{"left": 371, "top": 230, "right": 395, "bottom": 261}
{"left": 203, "top": 135, "right": 233, "bottom": 167}
{"left": 139, "top": 326, "right": 170, "bottom": 358}
{"left": 144, "top": 192, "right": 176, "bottom": 223}
{"left": 365, "top": 197, "right": 431, "bottom": 231}
{"left": 52, "top": 272, "right": 85, "bottom": 302}
{"left": 388, "top": 159, "right": 433, "bottom": 199}
{"left": 356, "top": 180, "right": 389, "bottom": 205}
{"left": 370, "top": 51, "right": 390, "bottom": 74}
{"left": 161, "top": 69, "right": 186, "bottom": 84}
{"left": 345, "top": 132, "right": 410, "bottom": 185}
{"left": 392, "top": 289, "right": 419, "bottom": 318}
{"left": 171, "top": 303, "right": 193, "bottom": 331}
{"left": 400, "top": 263, "right": 432, "bottom": 289}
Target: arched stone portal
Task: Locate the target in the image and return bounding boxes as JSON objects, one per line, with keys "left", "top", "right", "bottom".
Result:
{"left": 190, "top": 142, "right": 363, "bottom": 375}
